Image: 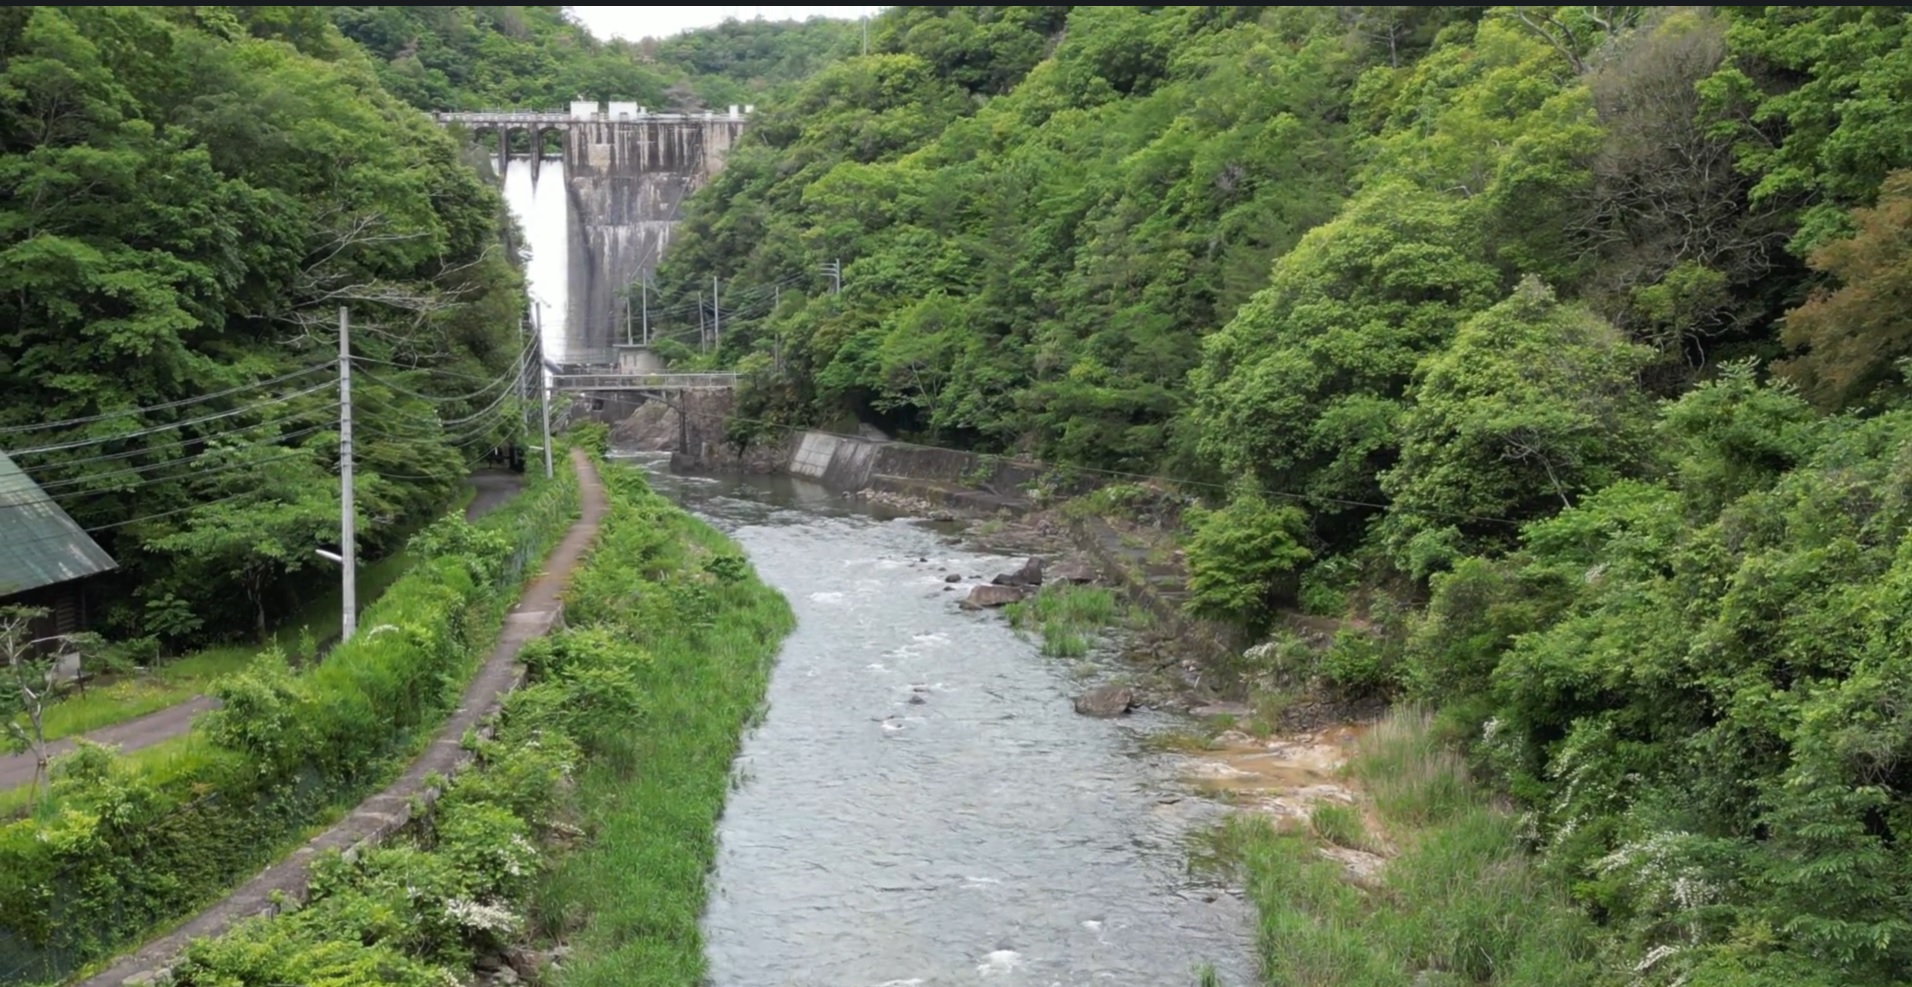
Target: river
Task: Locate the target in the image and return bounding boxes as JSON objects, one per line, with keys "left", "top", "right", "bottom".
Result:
{"left": 620, "top": 454, "right": 1258, "bottom": 987}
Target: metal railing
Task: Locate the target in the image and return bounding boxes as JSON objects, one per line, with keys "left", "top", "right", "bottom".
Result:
{"left": 434, "top": 111, "right": 749, "bottom": 126}
{"left": 548, "top": 372, "right": 738, "bottom": 392}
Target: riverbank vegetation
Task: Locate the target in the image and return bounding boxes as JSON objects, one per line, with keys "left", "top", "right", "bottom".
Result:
{"left": 1226, "top": 709, "right": 1600, "bottom": 987}
{"left": 0, "top": 466, "right": 575, "bottom": 985}
{"left": 658, "top": 6, "right": 1912, "bottom": 983}
{"left": 154, "top": 460, "right": 792, "bottom": 987}
{"left": 1005, "top": 584, "right": 1121, "bottom": 658}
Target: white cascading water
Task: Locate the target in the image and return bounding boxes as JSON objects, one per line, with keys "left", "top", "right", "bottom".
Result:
{"left": 500, "top": 156, "right": 570, "bottom": 364}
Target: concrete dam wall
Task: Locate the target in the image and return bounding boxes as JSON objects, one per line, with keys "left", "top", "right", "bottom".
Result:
{"left": 439, "top": 108, "right": 746, "bottom": 361}
{"left": 563, "top": 119, "right": 741, "bottom": 356}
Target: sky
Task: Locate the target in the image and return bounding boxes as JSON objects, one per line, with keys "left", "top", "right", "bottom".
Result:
{"left": 568, "top": 6, "right": 886, "bottom": 42}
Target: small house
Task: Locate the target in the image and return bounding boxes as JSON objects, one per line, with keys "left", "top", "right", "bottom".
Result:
{"left": 0, "top": 450, "right": 117, "bottom": 641}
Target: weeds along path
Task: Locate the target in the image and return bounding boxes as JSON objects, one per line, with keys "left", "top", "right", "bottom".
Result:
{"left": 75, "top": 450, "right": 606, "bottom": 987}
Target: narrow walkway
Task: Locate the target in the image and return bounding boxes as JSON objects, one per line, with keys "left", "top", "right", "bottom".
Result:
{"left": 0, "top": 471, "right": 531, "bottom": 792}
{"left": 0, "top": 697, "right": 218, "bottom": 792}
{"left": 76, "top": 450, "right": 605, "bottom": 987}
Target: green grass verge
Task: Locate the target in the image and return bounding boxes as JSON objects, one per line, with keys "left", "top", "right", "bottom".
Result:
{"left": 146, "top": 457, "right": 791, "bottom": 987}
{"left": 530, "top": 463, "right": 794, "bottom": 987}
{"left": 1223, "top": 709, "right": 1601, "bottom": 987}
{"left": 1005, "top": 584, "right": 1121, "bottom": 657}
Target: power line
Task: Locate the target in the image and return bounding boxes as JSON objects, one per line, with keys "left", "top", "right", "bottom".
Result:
{"left": 354, "top": 336, "right": 538, "bottom": 405}
{"left": 0, "top": 363, "right": 334, "bottom": 436}
{"left": 10, "top": 380, "right": 336, "bottom": 457}
{"left": 31, "top": 423, "right": 340, "bottom": 494}
{"left": 11, "top": 408, "right": 339, "bottom": 471}
{"left": 0, "top": 474, "right": 301, "bottom": 553}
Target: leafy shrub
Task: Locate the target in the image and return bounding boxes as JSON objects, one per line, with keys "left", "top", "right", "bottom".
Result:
{"left": 1319, "top": 629, "right": 1397, "bottom": 696}
{"left": 201, "top": 650, "right": 311, "bottom": 775}
{"left": 1183, "top": 496, "right": 1313, "bottom": 630}
{"left": 567, "top": 421, "right": 611, "bottom": 458}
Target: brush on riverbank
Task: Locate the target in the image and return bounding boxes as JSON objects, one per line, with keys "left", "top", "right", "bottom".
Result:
{"left": 529, "top": 463, "right": 794, "bottom": 987}
{"left": 1218, "top": 708, "right": 1599, "bottom": 986}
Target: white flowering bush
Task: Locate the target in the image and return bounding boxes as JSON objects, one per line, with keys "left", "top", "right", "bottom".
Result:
{"left": 437, "top": 801, "right": 541, "bottom": 902}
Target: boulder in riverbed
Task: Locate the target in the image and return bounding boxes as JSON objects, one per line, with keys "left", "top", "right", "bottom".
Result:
{"left": 960, "top": 584, "right": 1027, "bottom": 609}
{"left": 1049, "top": 560, "right": 1096, "bottom": 585}
{"left": 991, "top": 557, "right": 1045, "bottom": 587}
{"left": 1073, "top": 685, "right": 1134, "bottom": 717}
{"left": 944, "top": 573, "right": 962, "bottom": 583}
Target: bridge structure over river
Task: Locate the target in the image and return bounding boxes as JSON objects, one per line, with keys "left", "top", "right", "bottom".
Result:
{"left": 539, "top": 345, "right": 736, "bottom": 446}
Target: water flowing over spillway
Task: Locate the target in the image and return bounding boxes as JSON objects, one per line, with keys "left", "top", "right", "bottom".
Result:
{"left": 500, "top": 156, "right": 571, "bottom": 364}
{"left": 623, "top": 458, "right": 1259, "bottom": 987}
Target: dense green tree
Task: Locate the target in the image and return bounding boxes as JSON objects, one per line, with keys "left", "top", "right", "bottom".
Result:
{"left": 0, "top": 6, "right": 525, "bottom": 641}
{"left": 1380, "top": 277, "right": 1655, "bottom": 576}
{"left": 1192, "top": 181, "right": 1498, "bottom": 543}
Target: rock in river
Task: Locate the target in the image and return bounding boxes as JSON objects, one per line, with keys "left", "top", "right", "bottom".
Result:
{"left": 944, "top": 573, "right": 963, "bottom": 583}
{"left": 1049, "top": 560, "right": 1096, "bottom": 585}
{"left": 991, "top": 557, "right": 1045, "bottom": 587}
{"left": 1073, "top": 685, "right": 1135, "bottom": 718}
{"left": 960, "top": 584, "right": 1027, "bottom": 609}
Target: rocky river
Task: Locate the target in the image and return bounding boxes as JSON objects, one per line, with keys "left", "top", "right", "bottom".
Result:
{"left": 620, "top": 451, "right": 1350, "bottom": 987}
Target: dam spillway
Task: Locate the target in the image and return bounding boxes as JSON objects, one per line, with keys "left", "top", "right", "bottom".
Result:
{"left": 440, "top": 104, "right": 748, "bottom": 364}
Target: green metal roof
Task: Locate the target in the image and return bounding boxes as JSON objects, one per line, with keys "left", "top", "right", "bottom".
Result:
{"left": 0, "top": 449, "right": 117, "bottom": 597}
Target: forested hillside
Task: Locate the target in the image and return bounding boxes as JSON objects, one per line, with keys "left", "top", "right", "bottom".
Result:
{"left": 0, "top": 5, "right": 846, "bottom": 646}
{"left": 0, "top": 6, "right": 527, "bottom": 641}
{"left": 325, "top": 5, "right": 860, "bottom": 112}
{"left": 656, "top": 6, "right": 1912, "bottom": 983}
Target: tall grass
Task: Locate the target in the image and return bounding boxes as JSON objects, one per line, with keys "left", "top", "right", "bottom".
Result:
{"left": 1005, "top": 584, "right": 1120, "bottom": 657}
{"left": 1230, "top": 708, "right": 1599, "bottom": 987}
{"left": 530, "top": 465, "right": 794, "bottom": 987}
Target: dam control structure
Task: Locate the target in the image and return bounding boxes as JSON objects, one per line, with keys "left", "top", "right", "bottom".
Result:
{"left": 435, "top": 100, "right": 750, "bottom": 363}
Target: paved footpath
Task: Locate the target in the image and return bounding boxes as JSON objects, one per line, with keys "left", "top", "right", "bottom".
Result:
{"left": 0, "top": 470, "right": 531, "bottom": 792}
{"left": 76, "top": 450, "right": 605, "bottom": 987}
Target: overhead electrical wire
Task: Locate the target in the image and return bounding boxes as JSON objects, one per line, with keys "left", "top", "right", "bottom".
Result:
{"left": 0, "top": 362, "right": 334, "bottom": 437}
{"left": 11, "top": 380, "right": 336, "bottom": 457}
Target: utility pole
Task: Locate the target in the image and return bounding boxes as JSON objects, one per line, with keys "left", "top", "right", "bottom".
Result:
{"left": 534, "top": 303, "right": 554, "bottom": 480}
{"left": 640, "top": 277, "right": 650, "bottom": 346}
{"left": 623, "top": 293, "right": 632, "bottom": 346}
{"left": 698, "top": 292, "right": 707, "bottom": 353}
{"left": 519, "top": 310, "right": 532, "bottom": 470}
{"left": 338, "top": 306, "right": 357, "bottom": 641}
{"left": 712, "top": 275, "right": 721, "bottom": 352}
{"left": 821, "top": 258, "right": 842, "bottom": 295}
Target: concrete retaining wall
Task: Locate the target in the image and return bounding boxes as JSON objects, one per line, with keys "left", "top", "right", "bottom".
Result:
{"left": 783, "top": 430, "right": 1056, "bottom": 500}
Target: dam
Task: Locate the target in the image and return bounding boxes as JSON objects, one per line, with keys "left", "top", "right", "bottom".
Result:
{"left": 436, "top": 101, "right": 748, "bottom": 363}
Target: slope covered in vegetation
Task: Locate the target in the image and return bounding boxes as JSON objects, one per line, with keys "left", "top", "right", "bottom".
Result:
{"left": 653, "top": 6, "right": 1912, "bottom": 984}
{"left": 325, "top": 5, "right": 860, "bottom": 112}
{"left": 0, "top": 6, "right": 850, "bottom": 649}
{"left": 0, "top": 6, "right": 528, "bottom": 645}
